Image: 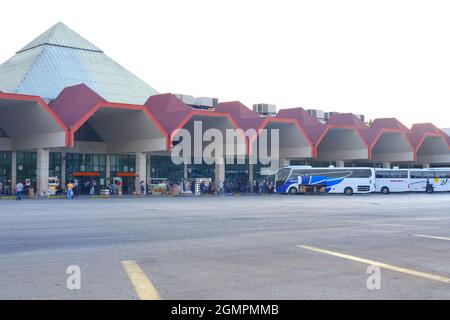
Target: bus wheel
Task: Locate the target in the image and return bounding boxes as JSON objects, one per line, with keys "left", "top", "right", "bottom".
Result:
{"left": 381, "top": 187, "right": 390, "bottom": 194}
{"left": 288, "top": 187, "right": 298, "bottom": 195}
{"left": 344, "top": 187, "right": 354, "bottom": 196}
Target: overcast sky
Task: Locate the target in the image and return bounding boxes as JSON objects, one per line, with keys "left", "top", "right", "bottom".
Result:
{"left": 1, "top": 0, "right": 449, "bottom": 128}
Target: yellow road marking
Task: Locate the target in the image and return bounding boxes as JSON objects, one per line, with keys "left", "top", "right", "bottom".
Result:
{"left": 414, "top": 234, "right": 450, "bottom": 241}
{"left": 121, "top": 260, "right": 162, "bottom": 300}
{"left": 297, "top": 244, "right": 450, "bottom": 284}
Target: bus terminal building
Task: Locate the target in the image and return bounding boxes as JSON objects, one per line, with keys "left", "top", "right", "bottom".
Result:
{"left": 1, "top": 23, "right": 449, "bottom": 196}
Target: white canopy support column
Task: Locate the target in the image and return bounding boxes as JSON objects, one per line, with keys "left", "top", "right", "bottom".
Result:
{"left": 61, "top": 152, "right": 66, "bottom": 187}
{"left": 36, "top": 148, "right": 49, "bottom": 197}
{"left": 383, "top": 161, "right": 391, "bottom": 169}
{"left": 11, "top": 151, "right": 17, "bottom": 190}
{"left": 146, "top": 155, "right": 152, "bottom": 183}
{"left": 184, "top": 163, "right": 188, "bottom": 180}
{"left": 135, "top": 152, "right": 147, "bottom": 194}
{"left": 215, "top": 156, "right": 225, "bottom": 188}
{"left": 248, "top": 162, "right": 254, "bottom": 182}
{"left": 105, "top": 155, "right": 111, "bottom": 187}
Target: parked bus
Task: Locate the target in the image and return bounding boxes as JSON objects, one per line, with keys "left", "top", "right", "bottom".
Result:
{"left": 274, "top": 166, "right": 375, "bottom": 195}
{"left": 374, "top": 169, "right": 409, "bottom": 194}
{"left": 373, "top": 168, "right": 450, "bottom": 194}
{"left": 408, "top": 168, "right": 450, "bottom": 193}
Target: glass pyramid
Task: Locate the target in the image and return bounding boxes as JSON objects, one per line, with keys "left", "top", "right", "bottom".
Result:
{"left": 0, "top": 22, "right": 158, "bottom": 104}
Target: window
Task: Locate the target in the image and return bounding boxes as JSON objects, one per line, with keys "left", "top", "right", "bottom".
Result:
{"left": 49, "top": 152, "right": 62, "bottom": 178}
{"left": 348, "top": 169, "right": 373, "bottom": 178}
{"left": 188, "top": 161, "right": 215, "bottom": 180}
{"left": 410, "top": 171, "right": 423, "bottom": 179}
{"left": 433, "top": 171, "right": 450, "bottom": 179}
{"left": 150, "top": 155, "right": 184, "bottom": 182}
{"left": 16, "top": 151, "right": 37, "bottom": 186}
{"left": 110, "top": 154, "right": 136, "bottom": 174}
{"left": 376, "top": 170, "right": 408, "bottom": 179}
{"left": 0, "top": 151, "right": 12, "bottom": 184}
{"left": 291, "top": 168, "right": 372, "bottom": 179}
{"left": 66, "top": 153, "right": 106, "bottom": 176}
{"left": 422, "top": 171, "right": 436, "bottom": 179}
{"left": 275, "top": 168, "right": 291, "bottom": 187}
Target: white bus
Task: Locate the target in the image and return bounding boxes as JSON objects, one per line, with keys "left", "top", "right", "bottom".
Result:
{"left": 374, "top": 169, "right": 409, "bottom": 194}
{"left": 274, "top": 166, "right": 375, "bottom": 195}
{"left": 375, "top": 168, "right": 450, "bottom": 193}
{"left": 408, "top": 168, "right": 450, "bottom": 193}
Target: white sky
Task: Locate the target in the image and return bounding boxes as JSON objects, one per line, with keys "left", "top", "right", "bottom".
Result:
{"left": 1, "top": 0, "right": 449, "bottom": 128}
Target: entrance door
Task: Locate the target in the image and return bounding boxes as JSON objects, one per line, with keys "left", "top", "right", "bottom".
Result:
{"left": 121, "top": 176, "right": 135, "bottom": 194}
{"left": 77, "top": 176, "right": 101, "bottom": 195}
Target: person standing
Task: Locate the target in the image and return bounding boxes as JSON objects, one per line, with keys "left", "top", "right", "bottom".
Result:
{"left": 219, "top": 181, "right": 224, "bottom": 195}
{"left": 73, "top": 179, "right": 79, "bottom": 196}
{"left": 66, "top": 181, "right": 74, "bottom": 200}
{"left": 15, "top": 181, "right": 24, "bottom": 201}
{"left": 90, "top": 180, "right": 96, "bottom": 196}
{"left": 140, "top": 180, "right": 146, "bottom": 195}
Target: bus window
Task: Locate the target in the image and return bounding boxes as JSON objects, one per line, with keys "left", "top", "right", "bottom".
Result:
{"left": 376, "top": 171, "right": 389, "bottom": 179}
{"left": 275, "top": 168, "right": 291, "bottom": 187}
{"left": 306, "top": 170, "right": 350, "bottom": 179}
{"left": 410, "top": 171, "right": 423, "bottom": 179}
{"left": 349, "top": 169, "right": 373, "bottom": 178}
{"left": 423, "top": 171, "right": 436, "bottom": 179}
{"left": 392, "top": 171, "right": 408, "bottom": 179}
{"left": 291, "top": 170, "right": 307, "bottom": 180}
{"left": 434, "top": 171, "right": 450, "bottom": 178}
{"left": 377, "top": 170, "right": 408, "bottom": 179}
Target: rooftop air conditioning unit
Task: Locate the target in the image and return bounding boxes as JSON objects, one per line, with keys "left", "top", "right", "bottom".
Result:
{"left": 253, "top": 103, "right": 277, "bottom": 116}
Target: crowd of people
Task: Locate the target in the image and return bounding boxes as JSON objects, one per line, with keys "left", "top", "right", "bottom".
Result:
{"left": 0, "top": 181, "right": 25, "bottom": 201}
{"left": 0, "top": 181, "right": 12, "bottom": 196}
{"left": 163, "top": 178, "right": 275, "bottom": 195}
{"left": 1, "top": 180, "right": 35, "bottom": 200}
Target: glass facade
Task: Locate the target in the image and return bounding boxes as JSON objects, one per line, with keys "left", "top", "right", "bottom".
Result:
{"left": 110, "top": 154, "right": 136, "bottom": 194}
{"left": 344, "top": 161, "right": 383, "bottom": 168}
{"left": 66, "top": 153, "right": 106, "bottom": 193}
{"left": 149, "top": 155, "right": 184, "bottom": 183}
{"left": 253, "top": 162, "right": 274, "bottom": 182}
{"left": 110, "top": 154, "right": 135, "bottom": 174}
{"left": 0, "top": 151, "right": 12, "bottom": 192}
{"left": 49, "top": 152, "right": 62, "bottom": 179}
{"left": 398, "top": 163, "right": 423, "bottom": 169}
{"left": 225, "top": 160, "right": 274, "bottom": 191}
{"left": 188, "top": 162, "right": 215, "bottom": 180}
{"left": 225, "top": 162, "right": 248, "bottom": 192}
{"left": 16, "top": 151, "right": 37, "bottom": 189}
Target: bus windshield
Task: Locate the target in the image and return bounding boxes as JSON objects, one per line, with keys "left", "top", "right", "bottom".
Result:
{"left": 275, "top": 168, "right": 291, "bottom": 187}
